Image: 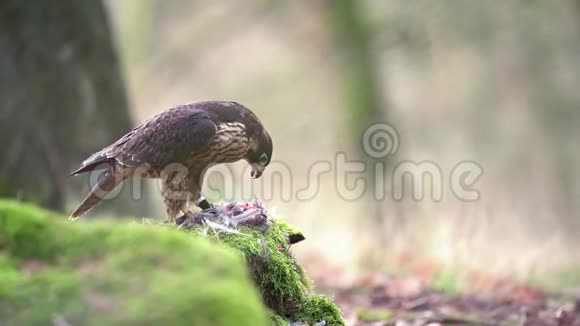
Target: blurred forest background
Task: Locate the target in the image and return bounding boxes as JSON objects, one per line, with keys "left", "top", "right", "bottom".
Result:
{"left": 2, "top": 0, "right": 580, "bottom": 290}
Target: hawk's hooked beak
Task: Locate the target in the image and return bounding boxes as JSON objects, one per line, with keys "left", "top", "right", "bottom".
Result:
{"left": 250, "top": 163, "right": 265, "bottom": 179}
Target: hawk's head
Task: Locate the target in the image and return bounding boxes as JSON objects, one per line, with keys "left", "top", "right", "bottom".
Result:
{"left": 246, "top": 128, "right": 272, "bottom": 179}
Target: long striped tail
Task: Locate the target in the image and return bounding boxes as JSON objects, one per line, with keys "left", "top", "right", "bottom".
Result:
{"left": 70, "top": 169, "right": 125, "bottom": 220}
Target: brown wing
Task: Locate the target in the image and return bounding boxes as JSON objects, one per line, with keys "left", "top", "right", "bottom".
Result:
{"left": 105, "top": 106, "right": 218, "bottom": 169}
{"left": 72, "top": 106, "right": 218, "bottom": 174}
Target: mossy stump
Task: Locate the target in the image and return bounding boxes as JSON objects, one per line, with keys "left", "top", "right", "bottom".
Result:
{"left": 0, "top": 200, "right": 344, "bottom": 325}
{"left": 176, "top": 213, "right": 344, "bottom": 325}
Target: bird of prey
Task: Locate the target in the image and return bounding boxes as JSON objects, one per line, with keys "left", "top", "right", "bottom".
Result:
{"left": 70, "top": 101, "right": 272, "bottom": 222}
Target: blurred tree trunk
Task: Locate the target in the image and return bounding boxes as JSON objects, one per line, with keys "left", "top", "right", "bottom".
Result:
{"left": 328, "top": 0, "right": 384, "bottom": 138}
{"left": 511, "top": 1, "right": 580, "bottom": 229}
{"left": 327, "top": 0, "right": 389, "bottom": 253}
{"left": 0, "top": 0, "right": 139, "bottom": 213}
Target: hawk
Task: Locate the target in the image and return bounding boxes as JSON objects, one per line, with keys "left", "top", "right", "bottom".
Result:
{"left": 70, "top": 101, "right": 273, "bottom": 222}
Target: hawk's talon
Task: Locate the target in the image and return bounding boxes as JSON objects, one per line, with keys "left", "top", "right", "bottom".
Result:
{"left": 197, "top": 199, "right": 213, "bottom": 210}
{"left": 175, "top": 214, "right": 187, "bottom": 225}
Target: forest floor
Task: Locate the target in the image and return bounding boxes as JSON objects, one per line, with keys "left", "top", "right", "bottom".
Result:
{"left": 302, "top": 256, "right": 580, "bottom": 326}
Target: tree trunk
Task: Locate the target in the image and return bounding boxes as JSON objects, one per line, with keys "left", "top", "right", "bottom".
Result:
{"left": 327, "top": 0, "right": 390, "bottom": 256}
{"left": 0, "top": 0, "right": 134, "bottom": 212}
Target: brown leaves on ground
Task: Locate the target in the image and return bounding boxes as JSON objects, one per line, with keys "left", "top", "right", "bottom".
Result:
{"left": 338, "top": 286, "right": 580, "bottom": 325}
{"left": 301, "top": 254, "right": 580, "bottom": 326}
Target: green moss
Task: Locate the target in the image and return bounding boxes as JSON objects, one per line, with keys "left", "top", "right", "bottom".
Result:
{"left": 292, "top": 295, "right": 345, "bottom": 326}
{"left": 216, "top": 222, "right": 307, "bottom": 314}
{"left": 0, "top": 199, "right": 268, "bottom": 326}
{"left": 0, "top": 200, "right": 344, "bottom": 326}
{"left": 182, "top": 217, "right": 344, "bottom": 325}
{"left": 269, "top": 310, "right": 289, "bottom": 326}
